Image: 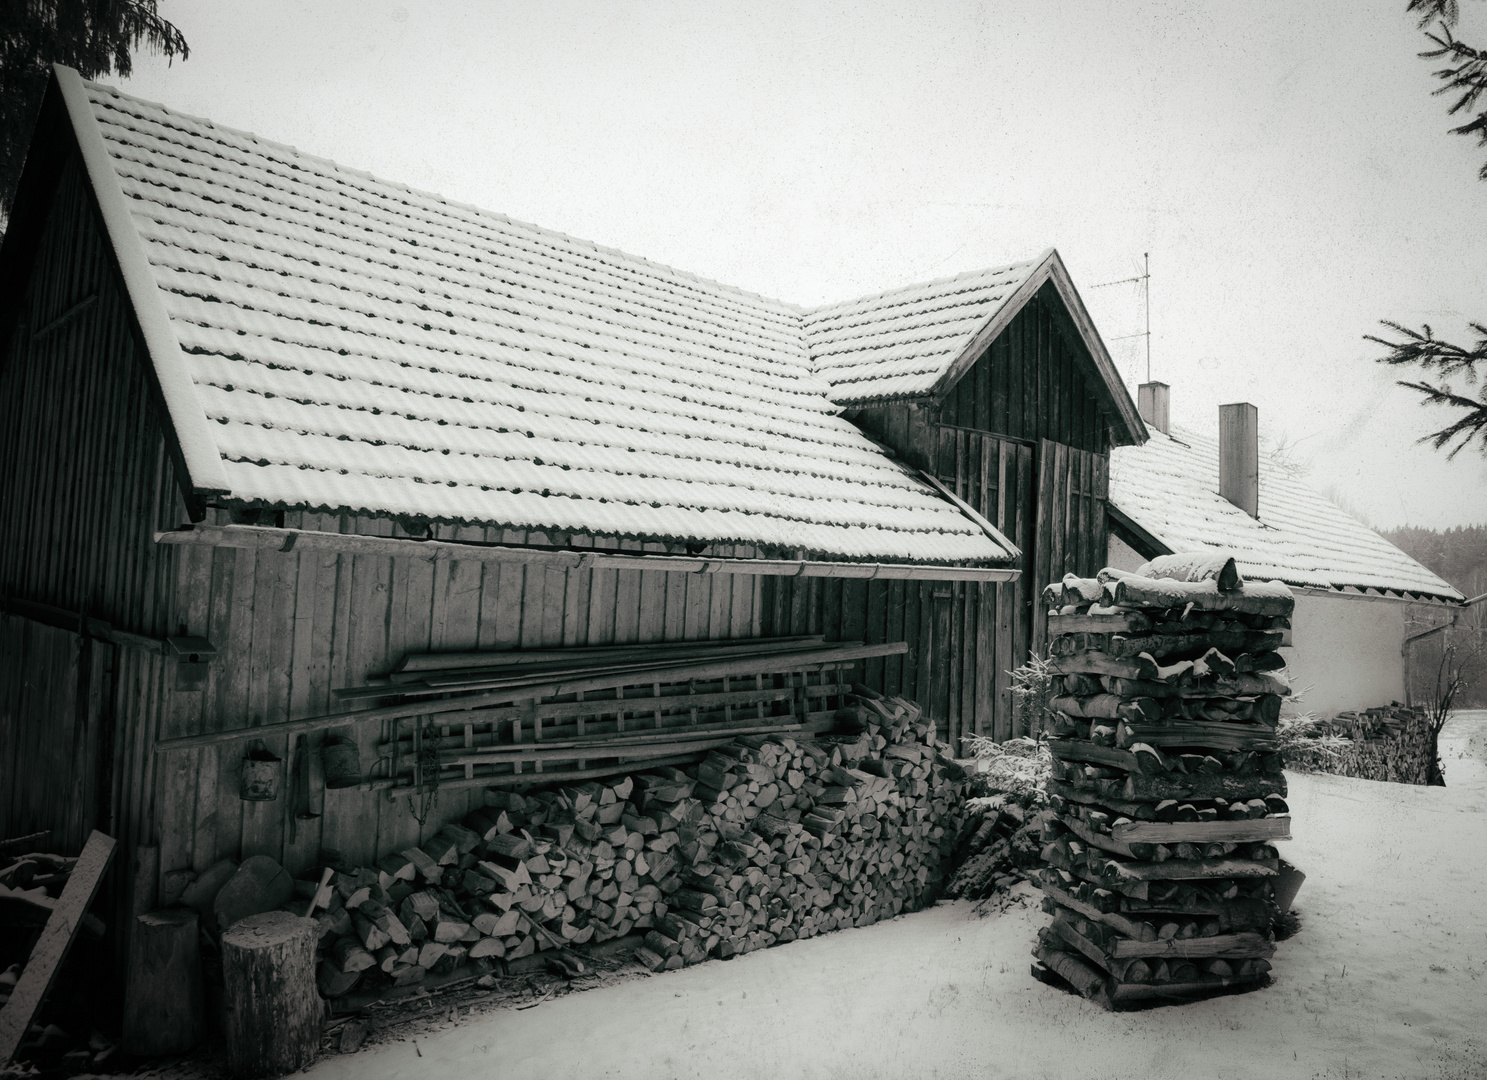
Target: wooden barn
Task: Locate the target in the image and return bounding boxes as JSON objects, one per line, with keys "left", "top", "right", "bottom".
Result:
{"left": 0, "top": 66, "right": 1143, "bottom": 971}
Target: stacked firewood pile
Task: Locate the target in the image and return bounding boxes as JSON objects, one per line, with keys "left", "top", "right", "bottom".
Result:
{"left": 1029, "top": 554, "right": 1297, "bottom": 1010}
{"left": 1321, "top": 704, "right": 1423, "bottom": 742}
{"left": 943, "top": 799, "right": 1044, "bottom": 905}
{"left": 261, "top": 689, "right": 969, "bottom": 998}
{"left": 1281, "top": 703, "right": 1437, "bottom": 785}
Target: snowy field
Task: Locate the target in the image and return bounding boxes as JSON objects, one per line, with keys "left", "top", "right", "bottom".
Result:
{"left": 309, "top": 711, "right": 1487, "bottom": 1080}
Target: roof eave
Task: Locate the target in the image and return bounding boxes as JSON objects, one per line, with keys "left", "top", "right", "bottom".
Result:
{"left": 1106, "top": 503, "right": 1464, "bottom": 603}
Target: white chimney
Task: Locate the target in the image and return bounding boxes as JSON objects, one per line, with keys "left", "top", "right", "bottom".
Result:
{"left": 1219, "top": 402, "right": 1259, "bottom": 518}
{"left": 1137, "top": 382, "right": 1170, "bottom": 435}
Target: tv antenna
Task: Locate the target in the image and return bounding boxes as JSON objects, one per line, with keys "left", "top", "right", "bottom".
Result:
{"left": 1092, "top": 253, "right": 1150, "bottom": 382}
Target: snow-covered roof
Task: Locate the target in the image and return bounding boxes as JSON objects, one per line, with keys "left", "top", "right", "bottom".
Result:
{"left": 1109, "top": 426, "right": 1463, "bottom": 601}
{"left": 805, "top": 259, "right": 1044, "bottom": 402}
{"left": 805, "top": 249, "right": 1147, "bottom": 446}
{"left": 50, "top": 70, "right": 1025, "bottom": 565}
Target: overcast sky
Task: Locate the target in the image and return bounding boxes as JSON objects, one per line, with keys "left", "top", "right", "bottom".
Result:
{"left": 118, "top": 0, "right": 1487, "bottom": 530}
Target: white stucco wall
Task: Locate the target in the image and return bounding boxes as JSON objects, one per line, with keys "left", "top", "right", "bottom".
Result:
{"left": 1282, "top": 590, "right": 1407, "bottom": 716}
{"left": 1106, "top": 534, "right": 1146, "bottom": 573}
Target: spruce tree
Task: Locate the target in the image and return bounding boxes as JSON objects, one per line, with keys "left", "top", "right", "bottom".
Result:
{"left": 1368, "top": 0, "right": 1487, "bottom": 456}
{"left": 1, "top": 0, "right": 189, "bottom": 218}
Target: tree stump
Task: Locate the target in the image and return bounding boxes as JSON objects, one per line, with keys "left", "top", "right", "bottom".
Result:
{"left": 122, "top": 908, "right": 204, "bottom": 1056}
{"left": 220, "top": 911, "right": 320, "bottom": 1078}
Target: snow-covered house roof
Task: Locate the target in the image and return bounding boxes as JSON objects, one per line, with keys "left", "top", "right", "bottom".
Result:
{"left": 806, "top": 260, "right": 1043, "bottom": 402}
{"left": 1109, "top": 427, "right": 1463, "bottom": 601}
{"left": 24, "top": 68, "right": 1039, "bottom": 566}
{"left": 806, "top": 249, "right": 1147, "bottom": 446}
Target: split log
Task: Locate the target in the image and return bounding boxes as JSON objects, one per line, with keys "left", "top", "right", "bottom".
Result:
{"left": 180, "top": 859, "right": 239, "bottom": 931}
{"left": 221, "top": 911, "right": 321, "bottom": 1078}
{"left": 316, "top": 961, "right": 360, "bottom": 998}
{"left": 1087, "top": 853, "right": 1279, "bottom": 882}
{"left": 1120, "top": 773, "right": 1287, "bottom": 803}
{"left": 1046, "top": 780, "right": 1157, "bottom": 820}
{"left": 1038, "top": 883, "right": 1156, "bottom": 942}
{"left": 1112, "top": 818, "right": 1290, "bottom": 845}
{"left": 1033, "top": 945, "right": 1108, "bottom": 1000}
{"left": 1108, "top": 932, "right": 1276, "bottom": 960}
{"left": 1115, "top": 721, "right": 1276, "bottom": 755}
{"left": 1048, "top": 612, "right": 1152, "bottom": 634}
{"left": 1136, "top": 553, "right": 1243, "bottom": 592}
{"left": 1051, "top": 652, "right": 1159, "bottom": 681}
{"left": 213, "top": 856, "right": 294, "bottom": 934}
{"left": 122, "top": 908, "right": 204, "bottom": 1056}
{"left": 1047, "top": 740, "right": 1159, "bottom": 777}
{"left": 1108, "top": 577, "right": 1294, "bottom": 617}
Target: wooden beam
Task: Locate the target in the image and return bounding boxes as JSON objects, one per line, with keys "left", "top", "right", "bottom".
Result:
{"left": 0, "top": 830, "right": 116, "bottom": 1065}
{"left": 1112, "top": 818, "right": 1291, "bottom": 845}
{"left": 0, "top": 596, "right": 165, "bottom": 654}
{"left": 384, "top": 751, "right": 720, "bottom": 797}
{"left": 153, "top": 642, "right": 906, "bottom": 753}
{"left": 393, "top": 635, "right": 827, "bottom": 673}
{"left": 382, "top": 715, "right": 828, "bottom": 760}
{"left": 348, "top": 642, "right": 896, "bottom": 702}
{"left": 916, "top": 469, "right": 1022, "bottom": 558}
{"left": 1106, "top": 504, "right": 1172, "bottom": 562}
{"left": 155, "top": 524, "right": 1020, "bottom": 583}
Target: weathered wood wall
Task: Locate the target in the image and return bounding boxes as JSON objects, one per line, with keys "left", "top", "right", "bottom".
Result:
{"left": 152, "top": 513, "right": 768, "bottom": 882}
{"left": 0, "top": 618, "right": 113, "bottom": 855}
{"left": 0, "top": 154, "right": 182, "bottom": 639}
{"left": 821, "top": 286, "right": 1115, "bottom": 747}
{"left": 764, "top": 429, "right": 1034, "bottom": 749}
{"left": 1031, "top": 438, "right": 1109, "bottom": 651}
{"left": 851, "top": 284, "right": 1116, "bottom": 459}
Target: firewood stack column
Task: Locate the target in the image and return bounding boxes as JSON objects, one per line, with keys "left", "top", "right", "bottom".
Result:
{"left": 1030, "top": 554, "right": 1296, "bottom": 1010}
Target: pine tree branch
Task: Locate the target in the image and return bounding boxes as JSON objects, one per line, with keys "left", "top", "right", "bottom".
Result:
{"left": 1367, "top": 320, "right": 1487, "bottom": 382}
{"left": 1393, "top": 379, "right": 1487, "bottom": 457}
{"left": 1408, "top": 0, "right": 1461, "bottom": 29}
{"left": 0, "top": 0, "right": 189, "bottom": 216}
{"left": 1418, "top": 15, "right": 1487, "bottom": 175}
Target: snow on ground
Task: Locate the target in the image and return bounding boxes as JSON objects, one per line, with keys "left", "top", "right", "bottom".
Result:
{"left": 311, "top": 712, "right": 1487, "bottom": 1080}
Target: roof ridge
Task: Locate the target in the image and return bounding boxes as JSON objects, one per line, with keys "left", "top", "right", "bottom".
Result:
{"left": 802, "top": 252, "right": 1049, "bottom": 318}
{"left": 88, "top": 77, "right": 805, "bottom": 318}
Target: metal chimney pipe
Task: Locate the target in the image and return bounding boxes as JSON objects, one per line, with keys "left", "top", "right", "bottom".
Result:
{"left": 1137, "top": 382, "right": 1170, "bottom": 435}
{"left": 1219, "top": 402, "right": 1259, "bottom": 517}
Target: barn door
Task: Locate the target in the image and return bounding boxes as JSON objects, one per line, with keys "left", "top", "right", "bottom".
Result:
{"left": 0, "top": 615, "right": 114, "bottom": 854}
{"left": 1031, "top": 438, "right": 1110, "bottom": 658}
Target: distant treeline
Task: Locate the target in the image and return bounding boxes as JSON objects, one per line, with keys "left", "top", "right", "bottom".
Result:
{"left": 1383, "top": 525, "right": 1487, "bottom": 708}
{"left": 1382, "top": 525, "right": 1487, "bottom": 601}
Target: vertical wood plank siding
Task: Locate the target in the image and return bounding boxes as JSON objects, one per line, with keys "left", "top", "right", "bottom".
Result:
{"left": 0, "top": 156, "right": 180, "bottom": 637}
{"left": 1, "top": 148, "right": 1116, "bottom": 973}
{"left": 804, "top": 288, "right": 1115, "bottom": 744}
{"left": 158, "top": 512, "right": 770, "bottom": 878}
{"left": 0, "top": 143, "right": 182, "bottom": 941}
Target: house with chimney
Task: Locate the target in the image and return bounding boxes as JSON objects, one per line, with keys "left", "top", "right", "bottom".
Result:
{"left": 1105, "top": 381, "right": 1464, "bottom": 716}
